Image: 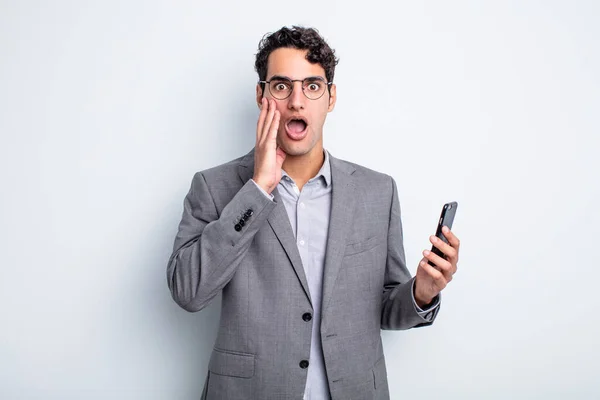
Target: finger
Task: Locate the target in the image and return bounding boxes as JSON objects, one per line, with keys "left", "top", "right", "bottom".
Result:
{"left": 257, "top": 98, "right": 267, "bottom": 142}
{"left": 261, "top": 99, "right": 276, "bottom": 144}
{"left": 423, "top": 249, "right": 454, "bottom": 281}
{"left": 269, "top": 110, "right": 280, "bottom": 142}
{"left": 429, "top": 235, "right": 457, "bottom": 262}
{"left": 423, "top": 250, "right": 450, "bottom": 273}
{"left": 258, "top": 98, "right": 270, "bottom": 144}
{"left": 442, "top": 226, "right": 460, "bottom": 250}
{"left": 418, "top": 259, "right": 448, "bottom": 290}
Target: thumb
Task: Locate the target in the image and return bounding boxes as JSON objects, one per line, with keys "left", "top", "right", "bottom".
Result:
{"left": 275, "top": 146, "right": 286, "bottom": 167}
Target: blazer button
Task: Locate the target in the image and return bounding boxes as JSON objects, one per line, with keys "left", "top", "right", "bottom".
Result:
{"left": 299, "top": 360, "right": 309, "bottom": 369}
{"left": 234, "top": 224, "right": 242, "bottom": 232}
{"left": 238, "top": 219, "right": 245, "bottom": 227}
{"left": 302, "top": 313, "right": 312, "bottom": 322}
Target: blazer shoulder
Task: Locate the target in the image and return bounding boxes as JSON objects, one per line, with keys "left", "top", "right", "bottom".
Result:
{"left": 333, "top": 155, "right": 395, "bottom": 192}
{"left": 191, "top": 150, "right": 250, "bottom": 186}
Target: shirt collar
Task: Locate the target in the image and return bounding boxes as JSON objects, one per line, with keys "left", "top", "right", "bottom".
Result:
{"left": 281, "top": 148, "right": 331, "bottom": 187}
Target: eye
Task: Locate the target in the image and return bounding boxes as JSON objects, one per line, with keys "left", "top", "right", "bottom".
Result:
{"left": 272, "top": 81, "right": 290, "bottom": 91}
{"left": 306, "top": 82, "right": 322, "bottom": 91}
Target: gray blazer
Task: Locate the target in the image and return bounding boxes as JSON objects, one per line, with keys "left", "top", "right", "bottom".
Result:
{"left": 167, "top": 148, "right": 439, "bottom": 400}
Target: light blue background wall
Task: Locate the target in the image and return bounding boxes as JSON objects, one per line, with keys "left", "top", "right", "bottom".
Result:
{"left": 1, "top": 1, "right": 598, "bottom": 398}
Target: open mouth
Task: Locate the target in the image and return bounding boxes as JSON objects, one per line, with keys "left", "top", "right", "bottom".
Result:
{"left": 285, "top": 118, "right": 308, "bottom": 138}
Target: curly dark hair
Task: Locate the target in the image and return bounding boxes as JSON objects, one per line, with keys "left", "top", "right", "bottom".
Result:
{"left": 255, "top": 26, "right": 339, "bottom": 95}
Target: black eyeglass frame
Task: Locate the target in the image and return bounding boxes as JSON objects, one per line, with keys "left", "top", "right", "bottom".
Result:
{"left": 258, "top": 76, "right": 333, "bottom": 100}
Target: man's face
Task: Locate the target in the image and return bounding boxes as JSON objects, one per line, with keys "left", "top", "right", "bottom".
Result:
{"left": 256, "top": 47, "right": 336, "bottom": 158}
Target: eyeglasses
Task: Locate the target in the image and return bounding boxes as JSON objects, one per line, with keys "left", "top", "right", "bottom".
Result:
{"left": 259, "top": 76, "right": 332, "bottom": 100}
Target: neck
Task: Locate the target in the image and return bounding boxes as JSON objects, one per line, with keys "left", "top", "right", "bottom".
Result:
{"left": 281, "top": 146, "right": 325, "bottom": 186}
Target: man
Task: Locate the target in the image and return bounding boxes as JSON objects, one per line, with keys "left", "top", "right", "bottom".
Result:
{"left": 167, "top": 26, "right": 460, "bottom": 400}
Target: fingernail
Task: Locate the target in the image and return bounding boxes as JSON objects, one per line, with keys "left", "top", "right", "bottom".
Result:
{"left": 423, "top": 250, "right": 430, "bottom": 256}
{"left": 442, "top": 226, "right": 449, "bottom": 233}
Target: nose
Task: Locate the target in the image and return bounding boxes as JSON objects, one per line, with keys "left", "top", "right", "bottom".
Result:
{"left": 287, "top": 81, "right": 305, "bottom": 110}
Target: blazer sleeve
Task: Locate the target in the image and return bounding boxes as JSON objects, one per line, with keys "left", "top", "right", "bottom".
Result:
{"left": 166, "top": 172, "right": 276, "bottom": 312}
{"left": 380, "top": 176, "right": 441, "bottom": 330}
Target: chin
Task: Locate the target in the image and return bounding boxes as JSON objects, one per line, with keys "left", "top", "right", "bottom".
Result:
{"left": 278, "top": 132, "right": 321, "bottom": 157}
{"left": 280, "top": 144, "right": 310, "bottom": 157}
{"left": 280, "top": 139, "right": 316, "bottom": 157}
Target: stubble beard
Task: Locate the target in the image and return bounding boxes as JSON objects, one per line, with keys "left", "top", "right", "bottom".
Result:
{"left": 277, "top": 127, "right": 322, "bottom": 158}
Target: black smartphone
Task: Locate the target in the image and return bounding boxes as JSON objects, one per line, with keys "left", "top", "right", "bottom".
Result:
{"left": 428, "top": 202, "right": 458, "bottom": 267}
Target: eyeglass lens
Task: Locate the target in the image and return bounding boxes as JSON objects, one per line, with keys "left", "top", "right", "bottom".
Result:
{"left": 269, "top": 78, "right": 327, "bottom": 100}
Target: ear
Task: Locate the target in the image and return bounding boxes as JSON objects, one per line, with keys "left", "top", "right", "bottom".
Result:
{"left": 327, "top": 83, "right": 337, "bottom": 112}
{"left": 256, "top": 84, "right": 264, "bottom": 109}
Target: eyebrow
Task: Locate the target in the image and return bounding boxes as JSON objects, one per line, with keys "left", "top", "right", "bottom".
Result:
{"left": 268, "top": 75, "right": 326, "bottom": 81}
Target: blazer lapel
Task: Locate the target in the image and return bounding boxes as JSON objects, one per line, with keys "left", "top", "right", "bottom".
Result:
{"left": 238, "top": 148, "right": 313, "bottom": 306}
{"left": 321, "top": 153, "right": 357, "bottom": 313}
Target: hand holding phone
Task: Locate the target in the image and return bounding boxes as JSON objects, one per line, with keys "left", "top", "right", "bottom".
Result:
{"left": 428, "top": 202, "right": 458, "bottom": 267}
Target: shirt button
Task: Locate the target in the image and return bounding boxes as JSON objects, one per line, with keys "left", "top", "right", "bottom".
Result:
{"left": 302, "top": 312, "right": 312, "bottom": 322}
{"left": 300, "top": 202, "right": 305, "bottom": 208}
{"left": 299, "top": 360, "right": 309, "bottom": 369}
{"left": 299, "top": 240, "right": 305, "bottom": 246}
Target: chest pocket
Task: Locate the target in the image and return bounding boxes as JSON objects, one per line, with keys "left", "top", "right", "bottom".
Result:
{"left": 345, "top": 234, "right": 385, "bottom": 256}
{"left": 342, "top": 234, "right": 386, "bottom": 293}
